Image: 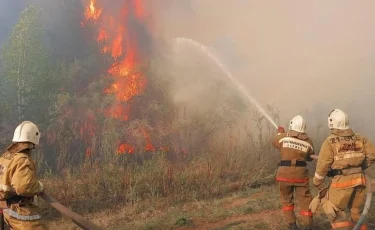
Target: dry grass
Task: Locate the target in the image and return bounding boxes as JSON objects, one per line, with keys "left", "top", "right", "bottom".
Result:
{"left": 39, "top": 153, "right": 375, "bottom": 229}
{"left": 46, "top": 182, "right": 358, "bottom": 230}
{"left": 39, "top": 148, "right": 277, "bottom": 221}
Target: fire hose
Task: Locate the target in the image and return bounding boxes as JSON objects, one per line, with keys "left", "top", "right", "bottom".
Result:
{"left": 310, "top": 155, "right": 373, "bottom": 230}
{"left": 353, "top": 174, "right": 372, "bottom": 230}
{"left": 39, "top": 192, "right": 103, "bottom": 230}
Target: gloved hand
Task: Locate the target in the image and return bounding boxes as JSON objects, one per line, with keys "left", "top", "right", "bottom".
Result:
{"left": 309, "top": 196, "right": 320, "bottom": 213}
{"left": 309, "top": 186, "right": 329, "bottom": 213}
{"left": 322, "top": 198, "right": 345, "bottom": 222}
{"left": 277, "top": 126, "right": 285, "bottom": 133}
{"left": 313, "top": 177, "right": 326, "bottom": 190}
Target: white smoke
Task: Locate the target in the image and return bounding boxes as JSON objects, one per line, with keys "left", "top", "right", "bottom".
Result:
{"left": 151, "top": 0, "right": 375, "bottom": 140}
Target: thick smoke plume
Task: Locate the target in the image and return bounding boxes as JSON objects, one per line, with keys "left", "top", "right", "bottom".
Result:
{"left": 150, "top": 0, "right": 375, "bottom": 140}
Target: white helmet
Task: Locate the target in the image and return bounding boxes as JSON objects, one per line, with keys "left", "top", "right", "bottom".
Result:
{"left": 328, "top": 109, "right": 349, "bottom": 130}
{"left": 289, "top": 115, "right": 306, "bottom": 133}
{"left": 12, "top": 121, "right": 40, "bottom": 145}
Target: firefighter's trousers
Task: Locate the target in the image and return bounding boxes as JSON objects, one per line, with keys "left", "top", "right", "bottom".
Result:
{"left": 279, "top": 181, "right": 313, "bottom": 229}
{"left": 4, "top": 212, "right": 48, "bottom": 230}
{"left": 326, "top": 185, "right": 367, "bottom": 230}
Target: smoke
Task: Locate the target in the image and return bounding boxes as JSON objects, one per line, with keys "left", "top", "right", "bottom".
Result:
{"left": 150, "top": 0, "right": 375, "bottom": 139}
{"left": 3, "top": 0, "right": 375, "bottom": 151}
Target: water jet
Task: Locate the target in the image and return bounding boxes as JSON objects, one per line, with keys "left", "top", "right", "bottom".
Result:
{"left": 173, "top": 37, "right": 278, "bottom": 128}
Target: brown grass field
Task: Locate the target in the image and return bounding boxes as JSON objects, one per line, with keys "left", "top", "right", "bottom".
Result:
{"left": 38, "top": 150, "right": 375, "bottom": 230}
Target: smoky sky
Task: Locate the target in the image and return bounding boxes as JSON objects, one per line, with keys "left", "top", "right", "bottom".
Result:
{"left": 152, "top": 0, "right": 375, "bottom": 138}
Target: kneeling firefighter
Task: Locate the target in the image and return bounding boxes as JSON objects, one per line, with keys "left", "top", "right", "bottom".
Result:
{"left": 312, "top": 109, "right": 375, "bottom": 230}
{"left": 273, "top": 115, "right": 315, "bottom": 230}
{"left": 0, "top": 121, "right": 48, "bottom": 230}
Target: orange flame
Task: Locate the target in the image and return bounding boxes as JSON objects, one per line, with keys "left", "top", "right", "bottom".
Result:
{"left": 117, "top": 143, "right": 135, "bottom": 155}
{"left": 84, "top": 0, "right": 102, "bottom": 21}
{"left": 141, "top": 129, "right": 155, "bottom": 152}
{"left": 110, "top": 26, "right": 124, "bottom": 59}
{"left": 134, "top": 0, "right": 146, "bottom": 19}
{"left": 82, "top": 0, "right": 156, "bottom": 154}
{"left": 105, "top": 104, "right": 130, "bottom": 121}
{"left": 97, "top": 28, "right": 108, "bottom": 42}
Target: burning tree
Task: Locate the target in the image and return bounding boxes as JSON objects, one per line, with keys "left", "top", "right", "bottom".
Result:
{"left": 43, "top": 0, "right": 177, "bottom": 169}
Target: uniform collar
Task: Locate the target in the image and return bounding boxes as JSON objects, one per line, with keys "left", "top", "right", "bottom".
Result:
{"left": 331, "top": 128, "right": 355, "bottom": 137}
{"left": 288, "top": 130, "right": 309, "bottom": 140}
{"left": 6, "top": 142, "right": 33, "bottom": 154}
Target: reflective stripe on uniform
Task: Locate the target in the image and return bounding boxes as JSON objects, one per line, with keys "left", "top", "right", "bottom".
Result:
{"left": 276, "top": 177, "right": 309, "bottom": 183}
{"left": 3, "top": 209, "right": 41, "bottom": 221}
{"left": 0, "top": 184, "right": 14, "bottom": 192}
{"left": 300, "top": 211, "right": 313, "bottom": 216}
{"left": 334, "top": 152, "right": 364, "bottom": 161}
{"left": 278, "top": 137, "right": 313, "bottom": 152}
{"left": 282, "top": 205, "right": 294, "bottom": 211}
{"left": 331, "top": 221, "right": 353, "bottom": 228}
{"left": 331, "top": 177, "right": 366, "bottom": 188}
{"left": 314, "top": 173, "right": 325, "bottom": 180}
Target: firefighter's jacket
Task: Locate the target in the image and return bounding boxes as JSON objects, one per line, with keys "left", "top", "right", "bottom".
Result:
{"left": 314, "top": 129, "right": 375, "bottom": 188}
{"left": 0, "top": 143, "right": 43, "bottom": 221}
{"left": 273, "top": 131, "right": 315, "bottom": 183}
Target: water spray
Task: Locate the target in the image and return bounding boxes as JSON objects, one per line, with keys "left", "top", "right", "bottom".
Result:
{"left": 173, "top": 37, "right": 278, "bottom": 129}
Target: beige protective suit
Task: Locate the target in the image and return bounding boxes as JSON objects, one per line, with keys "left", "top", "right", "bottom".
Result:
{"left": 273, "top": 130, "right": 315, "bottom": 230}
{"left": 313, "top": 129, "right": 375, "bottom": 230}
{"left": 0, "top": 143, "right": 48, "bottom": 230}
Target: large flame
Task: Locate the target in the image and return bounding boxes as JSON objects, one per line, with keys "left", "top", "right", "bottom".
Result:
{"left": 84, "top": 0, "right": 102, "bottom": 22}
{"left": 84, "top": 0, "right": 147, "bottom": 107}
{"left": 82, "top": 0, "right": 154, "bottom": 154}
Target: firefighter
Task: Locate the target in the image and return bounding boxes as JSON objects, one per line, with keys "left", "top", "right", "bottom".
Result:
{"left": 0, "top": 121, "right": 48, "bottom": 230}
{"left": 312, "top": 109, "right": 375, "bottom": 230}
{"left": 273, "top": 115, "right": 314, "bottom": 230}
